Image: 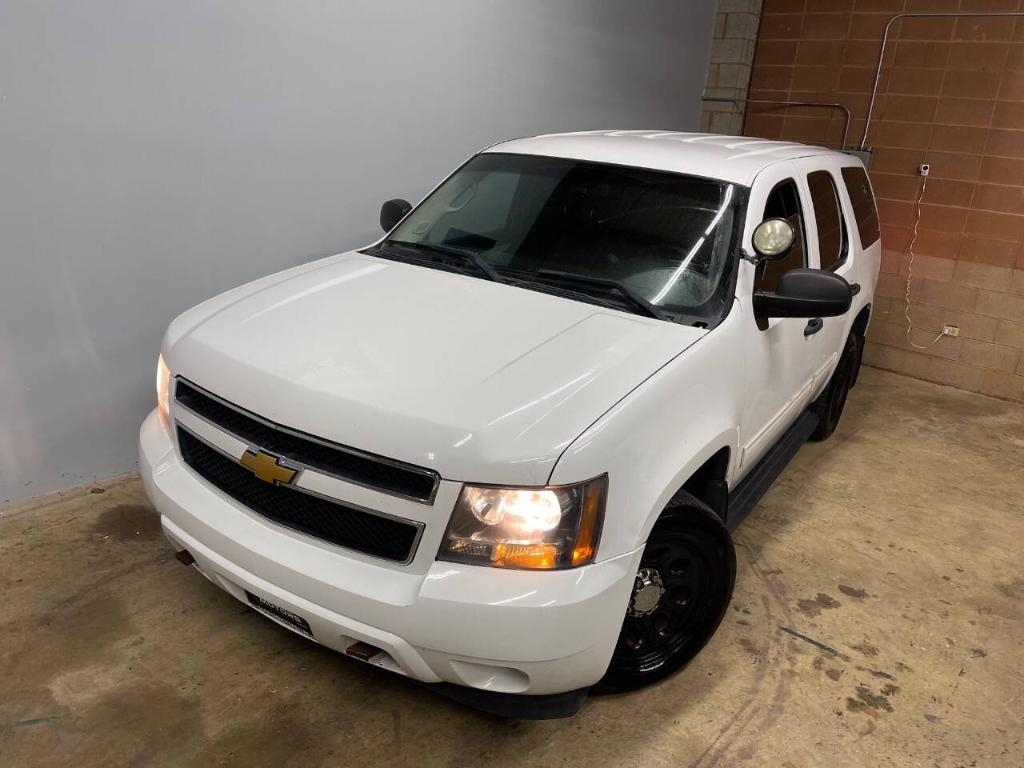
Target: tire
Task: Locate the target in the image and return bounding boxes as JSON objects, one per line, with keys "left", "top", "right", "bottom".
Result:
{"left": 848, "top": 334, "right": 865, "bottom": 388}
{"left": 809, "top": 332, "right": 857, "bottom": 442}
{"left": 599, "top": 493, "right": 736, "bottom": 693}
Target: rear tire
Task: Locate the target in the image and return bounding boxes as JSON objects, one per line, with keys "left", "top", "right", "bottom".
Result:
{"left": 599, "top": 493, "right": 735, "bottom": 693}
{"left": 809, "top": 332, "right": 857, "bottom": 441}
{"left": 848, "top": 334, "right": 865, "bottom": 388}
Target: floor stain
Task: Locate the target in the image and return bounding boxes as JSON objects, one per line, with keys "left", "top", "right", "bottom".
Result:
{"left": 58, "top": 682, "right": 207, "bottom": 764}
{"left": 838, "top": 584, "right": 869, "bottom": 599}
{"left": 0, "top": 715, "right": 59, "bottom": 733}
{"left": 846, "top": 684, "right": 896, "bottom": 715}
{"left": 994, "top": 577, "right": 1023, "bottom": 599}
{"left": 851, "top": 642, "right": 879, "bottom": 657}
{"left": 863, "top": 668, "right": 894, "bottom": 680}
{"left": 89, "top": 504, "right": 162, "bottom": 542}
{"left": 206, "top": 705, "right": 323, "bottom": 766}
{"left": 797, "top": 593, "right": 842, "bottom": 617}
{"left": 738, "top": 638, "right": 762, "bottom": 658}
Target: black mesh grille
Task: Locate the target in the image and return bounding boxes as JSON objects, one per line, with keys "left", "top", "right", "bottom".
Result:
{"left": 174, "top": 379, "right": 438, "bottom": 502}
{"left": 177, "top": 428, "right": 421, "bottom": 563}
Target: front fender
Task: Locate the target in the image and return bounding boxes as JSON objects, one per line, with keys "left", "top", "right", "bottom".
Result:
{"left": 549, "top": 309, "right": 745, "bottom": 561}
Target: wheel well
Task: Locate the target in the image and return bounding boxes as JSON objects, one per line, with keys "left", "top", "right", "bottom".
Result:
{"left": 680, "top": 447, "right": 730, "bottom": 521}
{"left": 851, "top": 304, "right": 871, "bottom": 342}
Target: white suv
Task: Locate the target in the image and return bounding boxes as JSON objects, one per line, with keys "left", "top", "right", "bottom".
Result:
{"left": 140, "top": 131, "right": 880, "bottom": 718}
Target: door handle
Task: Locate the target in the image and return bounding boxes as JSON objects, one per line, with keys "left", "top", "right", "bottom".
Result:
{"left": 849, "top": 282, "right": 861, "bottom": 296}
{"left": 804, "top": 317, "right": 824, "bottom": 336}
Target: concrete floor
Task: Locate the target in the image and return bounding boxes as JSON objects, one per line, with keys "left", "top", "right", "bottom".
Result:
{"left": 2, "top": 367, "right": 1023, "bottom": 767}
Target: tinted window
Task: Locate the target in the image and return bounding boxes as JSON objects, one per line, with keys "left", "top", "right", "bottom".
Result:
{"left": 841, "top": 166, "right": 880, "bottom": 248}
{"left": 755, "top": 179, "right": 806, "bottom": 292}
{"left": 807, "top": 170, "right": 848, "bottom": 270}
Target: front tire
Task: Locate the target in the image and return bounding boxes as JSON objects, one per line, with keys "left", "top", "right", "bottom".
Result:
{"left": 600, "top": 493, "right": 735, "bottom": 692}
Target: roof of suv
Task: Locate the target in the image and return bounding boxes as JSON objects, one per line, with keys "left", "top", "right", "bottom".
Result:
{"left": 487, "top": 130, "right": 853, "bottom": 186}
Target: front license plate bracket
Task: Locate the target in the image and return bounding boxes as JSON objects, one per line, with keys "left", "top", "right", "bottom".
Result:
{"left": 245, "top": 591, "right": 313, "bottom": 638}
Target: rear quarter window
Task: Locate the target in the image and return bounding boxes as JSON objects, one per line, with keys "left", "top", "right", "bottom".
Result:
{"left": 840, "top": 166, "right": 880, "bottom": 249}
{"left": 807, "top": 170, "right": 847, "bottom": 270}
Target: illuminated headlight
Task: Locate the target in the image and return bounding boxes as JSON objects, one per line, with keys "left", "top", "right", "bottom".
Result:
{"left": 156, "top": 354, "right": 171, "bottom": 426}
{"left": 438, "top": 476, "right": 607, "bottom": 570}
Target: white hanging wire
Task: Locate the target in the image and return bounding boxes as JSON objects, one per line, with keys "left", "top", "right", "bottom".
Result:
{"left": 903, "top": 174, "right": 946, "bottom": 350}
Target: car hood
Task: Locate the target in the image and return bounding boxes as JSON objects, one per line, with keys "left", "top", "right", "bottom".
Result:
{"left": 165, "top": 252, "right": 707, "bottom": 485}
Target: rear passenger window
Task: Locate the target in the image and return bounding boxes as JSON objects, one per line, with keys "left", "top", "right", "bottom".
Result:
{"left": 841, "top": 166, "right": 880, "bottom": 249}
{"left": 755, "top": 179, "right": 806, "bottom": 292}
{"left": 807, "top": 170, "right": 848, "bottom": 270}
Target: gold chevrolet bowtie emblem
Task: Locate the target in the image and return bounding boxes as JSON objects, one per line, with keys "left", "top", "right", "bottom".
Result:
{"left": 239, "top": 449, "right": 298, "bottom": 485}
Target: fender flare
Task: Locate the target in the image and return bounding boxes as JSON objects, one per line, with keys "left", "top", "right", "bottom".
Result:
{"left": 635, "top": 430, "right": 739, "bottom": 549}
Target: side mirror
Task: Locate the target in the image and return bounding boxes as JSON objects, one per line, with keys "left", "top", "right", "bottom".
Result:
{"left": 380, "top": 198, "right": 412, "bottom": 232}
{"left": 752, "top": 218, "right": 796, "bottom": 260}
{"left": 754, "top": 268, "right": 852, "bottom": 320}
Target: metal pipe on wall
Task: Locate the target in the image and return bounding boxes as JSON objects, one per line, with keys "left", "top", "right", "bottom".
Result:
{"left": 860, "top": 11, "right": 1024, "bottom": 151}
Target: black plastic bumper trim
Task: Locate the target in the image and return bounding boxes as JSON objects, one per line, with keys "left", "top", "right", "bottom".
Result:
{"left": 415, "top": 680, "right": 589, "bottom": 719}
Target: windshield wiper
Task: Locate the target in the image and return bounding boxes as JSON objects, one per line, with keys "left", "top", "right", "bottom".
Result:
{"left": 382, "top": 240, "right": 505, "bottom": 283}
{"left": 530, "top": 270, "right": 671, "bottom": 321}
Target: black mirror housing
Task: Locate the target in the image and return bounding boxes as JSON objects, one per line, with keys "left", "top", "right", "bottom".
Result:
{"left": 754, "top": 268, "right": 852, "bottom": 321}
{"left": 380, "top": 198, "right": 412, "bottom": 232}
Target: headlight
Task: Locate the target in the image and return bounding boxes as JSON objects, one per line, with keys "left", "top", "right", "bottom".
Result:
{"left": 156, "top": 354, "right": 171, "bottom": 425}
{"left": 438, "top": 475, "right": 607, "bottom": 570}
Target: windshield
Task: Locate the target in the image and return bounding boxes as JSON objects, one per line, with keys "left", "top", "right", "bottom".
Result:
{"left": 382, "top": 153, "right": 742, "bottom": 324}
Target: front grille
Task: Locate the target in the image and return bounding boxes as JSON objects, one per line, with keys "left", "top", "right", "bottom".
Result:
{"left": 177, "top": 428, "right": 422, "bottom": 563}
{"left": 174, "top": 378, "right": 438, "bottom": 502}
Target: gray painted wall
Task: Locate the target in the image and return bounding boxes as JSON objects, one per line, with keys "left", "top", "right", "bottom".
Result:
{"left": 0, "top": 1, "right": 715, "bottom": 504}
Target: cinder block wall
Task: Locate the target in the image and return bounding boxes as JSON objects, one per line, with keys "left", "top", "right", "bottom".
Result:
{"left": 743, "top": 0, "right": 1024, "bottom": 402}
{"left": 701, "top": 0, "right": 763, "bottom": 134}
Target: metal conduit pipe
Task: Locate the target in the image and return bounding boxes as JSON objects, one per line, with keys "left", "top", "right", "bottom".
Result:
{"left": 701, "top": 96, "right": 852, "bottom": 149}
{"left": 860, "top": 11, "right": 1024, "bottom": 150}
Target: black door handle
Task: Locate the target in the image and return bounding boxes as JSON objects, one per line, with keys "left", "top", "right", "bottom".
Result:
{"left": 849, "top": 282, "right": 861, "bottom": 296}
{"left": 804, "top": 317, "right": 824, "bottom": 336}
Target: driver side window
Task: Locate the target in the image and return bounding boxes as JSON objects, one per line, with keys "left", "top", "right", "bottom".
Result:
{"left": 755, "top": 179, "right": 807, "bottom": 292}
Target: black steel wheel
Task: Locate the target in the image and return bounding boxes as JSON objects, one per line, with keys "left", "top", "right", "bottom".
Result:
{"left": 600, "top": 494, "right": 735, "bottom": 692}
{"left": 809, "top": 332, "right": 857, "bottom": 442}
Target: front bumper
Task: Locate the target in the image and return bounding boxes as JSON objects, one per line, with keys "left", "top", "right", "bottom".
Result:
{"left": 139, "top": 409, "right": 640, "bottom": 713}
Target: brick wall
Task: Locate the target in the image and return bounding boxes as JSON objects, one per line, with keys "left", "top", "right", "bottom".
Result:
{"left": 743, "top": 0, "right": 1024, "bottom": 402}
{"left": 701, "top": 0, "right": 763, "bottom": 135}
